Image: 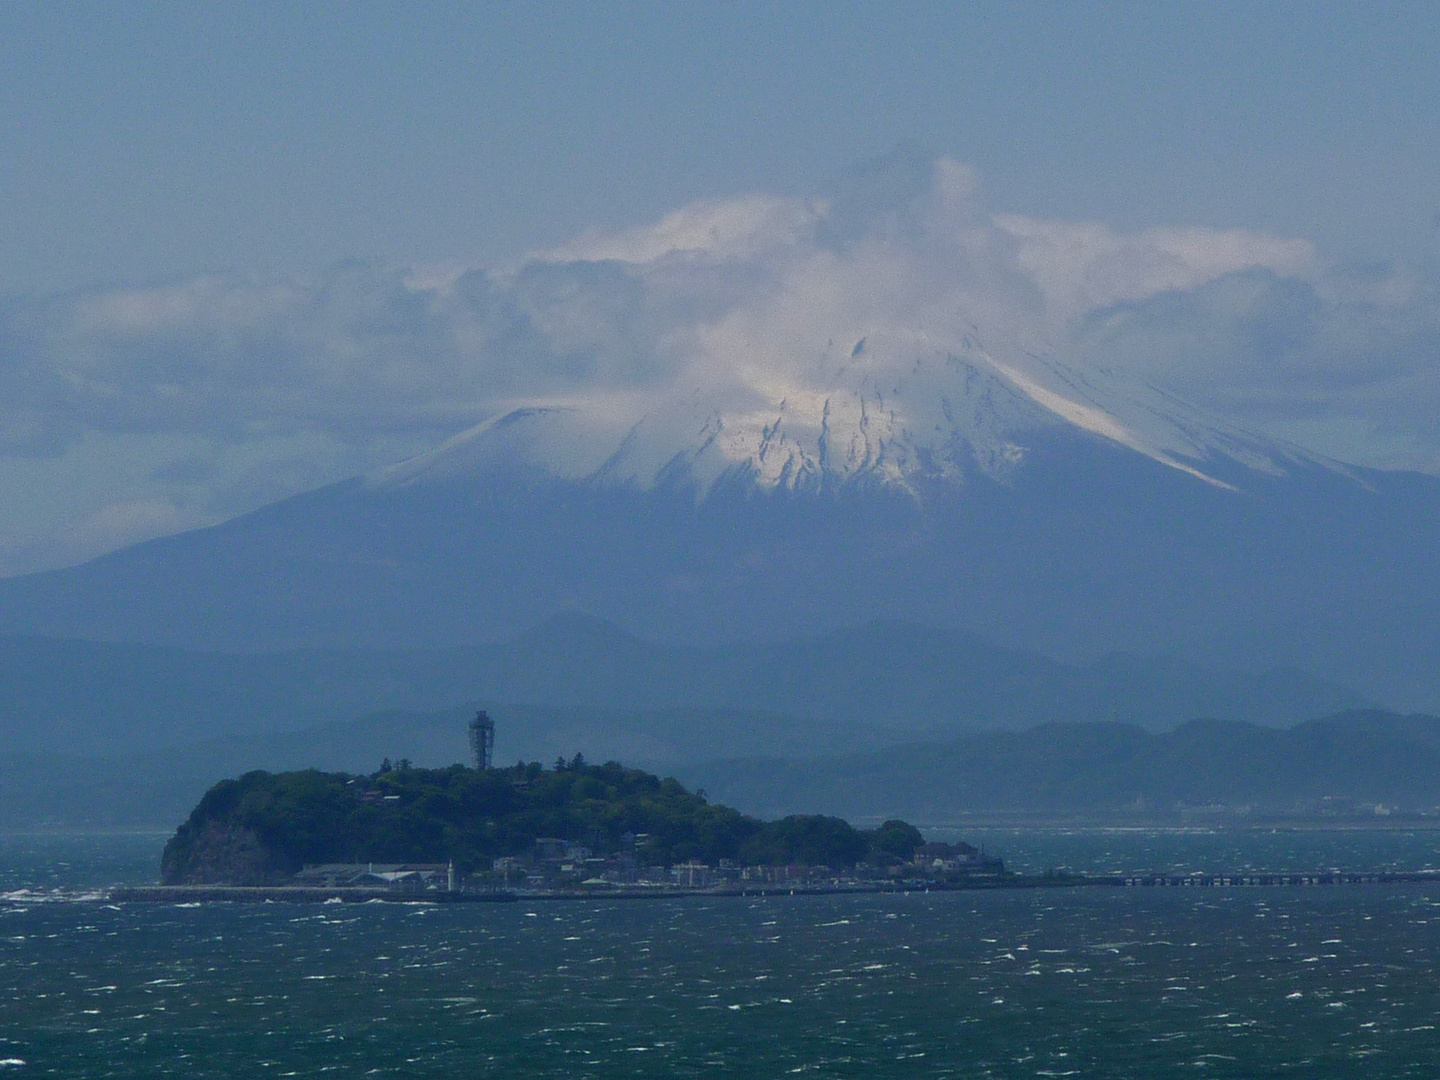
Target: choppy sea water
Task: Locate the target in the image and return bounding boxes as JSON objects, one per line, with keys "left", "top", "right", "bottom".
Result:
{"left": 956, "top": 826, "right": 1440, "bottom": 878}
{"left": 4, "top": 831, "right": 1440, "bottom": 1078}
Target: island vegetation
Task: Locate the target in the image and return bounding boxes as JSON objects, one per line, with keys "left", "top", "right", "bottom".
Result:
{"left": 160, "top": 756, "right": 937, "bottom": 886}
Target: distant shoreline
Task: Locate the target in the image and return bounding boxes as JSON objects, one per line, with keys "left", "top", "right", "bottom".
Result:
{"left": 9, "top": 818, "right": 1440, "bottom": 838}
{"left": 107, "top": 870, "right": 1440, "bottom": 905}
{"left": 108, "top": 880, "right": 1013, "bottom": 904}
{"left": 921, "top": 817, "right": 1440, "bottom": 832}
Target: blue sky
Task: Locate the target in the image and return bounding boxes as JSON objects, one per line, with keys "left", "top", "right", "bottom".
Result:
{"left": 4, "top": 1, "right": 1437, "bottom": 293}
{"left": 1, "top": 1, "right": 1438, "bottom": 574}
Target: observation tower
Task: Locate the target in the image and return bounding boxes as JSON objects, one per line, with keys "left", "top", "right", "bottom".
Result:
{"left": 468, "top": 710, "right": 494, "bottom": 770}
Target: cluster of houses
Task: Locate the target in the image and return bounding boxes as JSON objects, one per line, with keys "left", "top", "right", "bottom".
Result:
{"left": 493, "top": 833, "right": 666, "bottom": 888}
{"left": 290, "top": 836, "right": 1003, "bottom": 894}
{"left": 912, "top": 840, "right": 1002, "bottom": 874}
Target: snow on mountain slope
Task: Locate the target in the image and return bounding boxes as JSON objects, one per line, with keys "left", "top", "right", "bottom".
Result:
{"left": 9, "top": 150, "right": 1391, "bottom": 580}
{"left": 4, "top": 155, "right": 1433, "bottom": 707}
{"left": 371, "top": 155, "right": 1333, "bottom": 498}
{"left": 373, "top": 332, "right": 1325, "bottom": 497}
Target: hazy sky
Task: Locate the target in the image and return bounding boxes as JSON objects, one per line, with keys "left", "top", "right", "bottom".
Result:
{"left": 5, "top": 0, "right": 1439, "bottom": 293}
{"left": 1, "top": 1, "right": 1438, "bottom": 575}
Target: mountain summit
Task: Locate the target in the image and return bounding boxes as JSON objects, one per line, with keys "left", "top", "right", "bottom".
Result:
{"left": 0, "top": 400, "right": 1434, "bottom": 709}
{"left": 372, "top": 154, "right": 1327, "bottom": 501}
{"left": 373, "top": 336, "right": 1321, "bottom": 500}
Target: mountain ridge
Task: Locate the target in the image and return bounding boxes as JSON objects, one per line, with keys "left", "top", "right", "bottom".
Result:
{"left": 367, "top": 340, "right": 1338, "bottom": 500}
{"left": 681, "top": 709, "right": 1440, "bottom": 823}
{"left": 0, "top": 380, "right": 1436, "bottom": 706}
{"left": 0, "top": 612, "right": 1368, "bottom": 759}
{"left": 9, "top": 706, "right": 1435, "bottom": 831}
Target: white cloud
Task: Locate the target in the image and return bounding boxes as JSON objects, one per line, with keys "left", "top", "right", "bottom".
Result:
{"left": 537, "top": 194, "right": 822, "bottom": 265}
{"left": 1, "top": 153, "right": 1437, "bottom": 572}
{"left": 995, "top": 216, "right": 1318, "bottom": 324}
{"left": 1072, "top": 264, "right": 1440, "bottom": 471}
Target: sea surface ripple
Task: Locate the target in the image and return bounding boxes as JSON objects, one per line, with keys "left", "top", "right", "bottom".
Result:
{"left": 4, "top": 883, "right": 1440, "bottom": 1077}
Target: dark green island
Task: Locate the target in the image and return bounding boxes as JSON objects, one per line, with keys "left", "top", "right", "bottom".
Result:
{"left": 156, "top": 756, "right": 1004, "bottom": 896}
{"left": 134, "top": 755, "right": 1440, "bottom": 904}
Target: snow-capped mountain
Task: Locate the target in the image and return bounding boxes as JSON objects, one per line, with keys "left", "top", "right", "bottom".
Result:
{"left": 366, "top": 151, "right": 1336, "bottom": 503}
{"left": 0, "top": 156, "right": 1434, "bottom": 710}
{"left": 0, "top": 360, "right": 1434, "bottom": 711}
{"left": 374, "top": 333, "right": 1323, "bottom": 501}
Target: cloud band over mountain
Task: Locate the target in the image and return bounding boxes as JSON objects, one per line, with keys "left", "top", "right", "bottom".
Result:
{"left": 2, "top": 153, "right": 1437, "bottom": 574}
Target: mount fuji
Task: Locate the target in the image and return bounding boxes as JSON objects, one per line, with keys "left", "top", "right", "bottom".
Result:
{"left": 1, "top": 332, "right": 1437, "bottom": 709}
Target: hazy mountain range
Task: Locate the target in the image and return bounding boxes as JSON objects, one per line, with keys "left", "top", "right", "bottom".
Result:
{"left": 0, "top": 614, "right": 1366, "bottom": 758}
{"left": 2, "top": 288, "right": 1437, "bottom": 828}
{"left": 1, "top": 359, "right": 1437, "bottom": 709}
{"left": 683, "top": 711, "right": 1440, "bottom": 824}
{"left": 0, "top": 612, "right": 1386, "bottom": 829}
{"left": 9, "top": 706, "right": 1439, "bottom": 831}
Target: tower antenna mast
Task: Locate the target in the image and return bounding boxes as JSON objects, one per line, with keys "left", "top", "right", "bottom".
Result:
{"left": 468, "top": 710, "right": 494, "bottom": 770}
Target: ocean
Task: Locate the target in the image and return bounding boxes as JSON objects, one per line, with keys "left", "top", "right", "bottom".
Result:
{"left": 4, "top": 830, "right": 1440, "bottom": 1077}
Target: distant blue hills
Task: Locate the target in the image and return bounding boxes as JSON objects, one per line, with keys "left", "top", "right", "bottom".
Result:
{"left": 0, "top": 611, "right": 1393, "bottom": 829}
{"left": 7, "top": 707, "right": 1440, "bottom": 829}
{"left": 684, "top": 710, "right": 1440, "bottom": 823}
{"left": 0, "top": 612, "right": 1367, "bottom": 758}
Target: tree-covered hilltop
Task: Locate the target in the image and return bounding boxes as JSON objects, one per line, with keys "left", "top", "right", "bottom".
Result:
{"left": 160, "top": 757, "right": 929, "bottom": 886}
